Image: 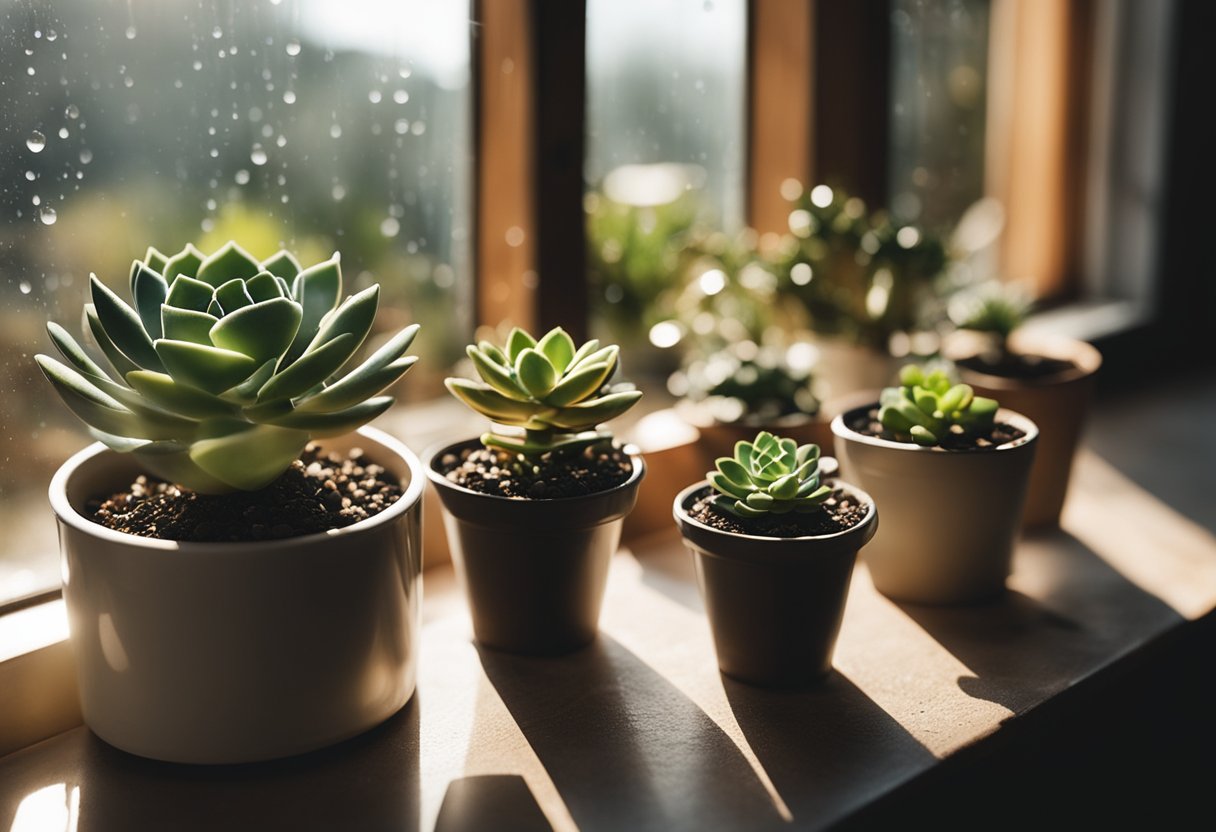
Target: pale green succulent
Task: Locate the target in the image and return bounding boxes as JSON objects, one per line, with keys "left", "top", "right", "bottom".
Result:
{"left": 446, "top": 326, "right": 642, "bottom": 456}
{"left": 708, "top": 431, "right": 831, "bottom": 519}
{"left": 879, "top": 364, "right": 998, "bottom": 446}
{"left": 37, "top": 241, "right": 419, "bottom": 493}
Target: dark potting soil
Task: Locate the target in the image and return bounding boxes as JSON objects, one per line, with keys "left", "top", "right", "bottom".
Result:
{"left": 687, "top": 485, "right": 868, "bottom": 538}
{"left": 89, "top": 444, "right": 402, "bottom": 542}
{"left": 957, "top": 351, "right": 1078, "bottom": 381}
{"left": 846, "top": 407, "right": 1027, "bottom": 451}
{"left": 439, "top": 443, "right": 633, "bottom": 499}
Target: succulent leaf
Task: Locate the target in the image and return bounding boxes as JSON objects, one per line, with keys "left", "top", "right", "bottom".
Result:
{"left": 214, "top": 278, "right": 255, "bottom": 313}
{"left": 257, "top": 332, "right": 356, "bottom": 402}
{"left": 261, "top": 250, "right": 303, "bottom": 280}
{"left": 131, "top": 263, "right": 169, "bottom": 340}
{"left": 165, "top": 274, "right": 215, "bottom": 312}
{"left": 246, "top": 271, "right": 285, "bottom": 302}
{"left": 86, "top": 305, "right": 142, "bottom": 378}
{"left": 189, "top": 423, "right": 311, "bottom": 491}
{"left": 90, "top": 275, "right": 165, "bottom": 372}
{"left": 155, "top": 339, "right": 260, "bottom": 394}
{"left": 161, "top": 306, "right": 218, "bottom": 345}
{"left": 515, "top": 348, "right": 558, "bottom": 398}
{"left": 209, "top": 298, "right": 302, "bottom": 363}
{"left": 48, "top": 322, "right": 109, "bottom": 380}
{"left": 707, "top": 431, "right": 833, "bottom": 519}
{"left": 126, "top": 370, "right": 239, "bottom": 420}
{"left": 879, "top": 364, "right": 1001, "bottom": 446}
{"left": 162, "top": 244, "right": 203, "bottom": 282}
{"left": 543, "top": 361, "right": 612, "bottom": 407}
{"left": 268, "top": 396, "right": 394, "bottom": 437}
{"left": 195, "top": 241, "right": 262, "bottom": 287}
{"left": 468, "top": 345, "right": 530, "bottom": 401}
{"left": 303, "top": 284, "right": 378, "bottom": 369}
{"left": 505, "top": 327, "right": 537, "bottom": 361}
{"left": 143, "top": 247, "right": 169, "bottom": 274}
{"left": 537, "top": 327, "right": 576, "bottom": 372}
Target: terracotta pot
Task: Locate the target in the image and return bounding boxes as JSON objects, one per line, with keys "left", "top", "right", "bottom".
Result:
{"left": 831, "top": 406, "right": 1038, "bottom": 605}
{"left": 49, "top": 426, "right": 425, "bottom": 765}
{"left": 426, "top": 439, "right": 644, "bottom": 655}
{"left": 673, "top": 481, "right": 878, "bottom": 687}
{"left": 946, "top": 331, "right": 1102, "bottom": 527}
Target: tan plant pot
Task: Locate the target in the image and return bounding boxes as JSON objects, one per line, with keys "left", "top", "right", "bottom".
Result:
{"left": 832, "top": 406, "right": 1038, "bottom": 605}
{"left": 946, "top": 331, "right": 1102, "bottom": 527}
{"left": 49, "top": 426, "right": 425, "bottom": 764}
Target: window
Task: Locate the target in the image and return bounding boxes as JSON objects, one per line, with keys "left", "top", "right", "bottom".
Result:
{"left": 0, "top": 0, "right": 471, "bottom": 601}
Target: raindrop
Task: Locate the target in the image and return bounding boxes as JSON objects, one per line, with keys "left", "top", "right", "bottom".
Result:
{"left": 276, "top": 173, "right": 287, "bottom": 186}
{"left": 79, "top": 148, "right": 93, "bottom": 164}
{"left": 40, "top": 206, "right": 57, "bottom": 225}
{"left": 27, "top": 131, "right": 47, "bottom": 153}
{"left": 285, "top": 39, "right": 301, "bottom": 57}
{"left": 46, "top": 30, "right": 58, "bottom": 42}
{"left": 205, "top": 198, "right": 217, "bottom": 211}
{"left": 32, "top": 195, "right": 41, "bottom": 205}
{"left": 174, "top": 79, "right": 183, "bottom": 89}
{"left": 329, "top": 124, "right": 342, "bottom": 139}
{"left": 24, "top": 48, "right": 33, "bottom": 56}
{"left": 331, "top": 184, "right": 346, "bottom": 201}
{"left": 410, "top": 121, "right": 426, "bottom": 136}
{"left": 398, "top": 67, "right": 412, "bottom": 79}
{"left": 24, "top": 171, "right": 35, "bottom": 181}
{"left": 75, "top": 171, "right": 83, "bottom": 180}
{"left": 270, "top": 0, "right": 283, "bottom": 5}
{"left": 282, "top": 90, "right": 296, "bottom": 104}
{"left": 19, "top": 281, "right": 32, "bottom": 294}
{"left": 261, "top": 124, "right": 274, "bottom": 138}
{"left": 123, "top": 76, "right": 134, "bottom": 88}
{"left": 33, "top": 29, "right": 41, "bottom": 38}
{"left": 235, "top": 169, "right": 251, "bottom": 185}
{"left": 250, "top": 144, "right": 268, "bottom": 165}
{"left": 193, "top": 60, "right": 203, "bottom": 71}
{"left": 27, "top": 67, "right": 36, "bottom": 77}
{"left": 394, "top": 119, "right": 409, "bottom": 135}
{"left": 212, "top": 25, "right": 223, "bottom": 39}
{"left": 209, "top": 148, "right": 219, "bottom": 158}
{"left": 125, "top": 26, "right": 137, "bottom": 40}
{"left": 201, "top": 218, "right": 215, "bottom": 232}
{"left": 393, "top": 89, "right": 409, "bottom": 104}
{"left": 58, "top": 127, "right": 69, "bottom": 139}
{"left": 380, "top": 217, "right": 400, "bottom": 238}
{"left": 280, "top": 194, "right": 289, "bottom": 204}
{"left": 368, "top": 90, "right": 382, "bottom": 104}
{"left": 207, "top": 126, "right": 216, "bottom": 136}
{"left": 275, "top": 134, "right": 287, "bottom": 148}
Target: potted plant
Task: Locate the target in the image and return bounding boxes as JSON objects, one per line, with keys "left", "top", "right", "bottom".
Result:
{"left": 426, "top": 327, "right": 645, "bottom": 655}
{"left": 37, "top": 241, "right": 425, "bottom": 764}
{"left": 831, "top": 365, "right": 1038, "bottom": 605}
{"left": 944, "top": 282, "right": 1102, "bottom": 527}
{"left": 673, "top": 431, "right": 878, "bottom": 687}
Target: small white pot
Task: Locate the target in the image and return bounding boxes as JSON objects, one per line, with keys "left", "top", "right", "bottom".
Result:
{"left": 831, "top": 406, "right": 1038, "bottom": 605}
{"left": 49, "top": 426, "right": 424, "bottom": 764}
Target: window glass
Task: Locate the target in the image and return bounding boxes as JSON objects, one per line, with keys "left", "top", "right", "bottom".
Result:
{"left": 584, "top": 0, "right": 747, "bottom": 361}
{"left": 888, "top": 0, "right": 990, "bottom": 230}
{"left": 0, "top": 0, "right": 471, "bottom": 601}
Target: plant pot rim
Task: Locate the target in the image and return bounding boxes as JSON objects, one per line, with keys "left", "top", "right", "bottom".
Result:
{"left": 830, "top": 404, "right": 1039, "bottom": 454}
{"left": 944, "top": 330, "right": 1103, "bottom": 389}
{"left": 48, "top": 425, "right": 425, "bottom": 554}
{"left": 423, "top": 436, "right": 646, "bottom": 506}
{"left": 674, "top": 399, "right": 824, "bottom": 431}
{"left": 673, "top": 480, "right": 878, "bottom": 558}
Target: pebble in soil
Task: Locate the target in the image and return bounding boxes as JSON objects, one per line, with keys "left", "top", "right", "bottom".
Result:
{"left": 846, "top": 408, "right": 1026, "bottom": 451}
{"left": 686, "top": 485, "right": 869, "bottom": 538}
{"left": 441, "top": 443, "right": 633, "bottom": 499}
{"left": 89, "top": 444, "right": 402, "bottom": 542}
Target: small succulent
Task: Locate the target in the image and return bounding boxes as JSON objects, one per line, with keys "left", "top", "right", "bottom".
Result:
{"left": 879, "top": 364, "right": 998, "bottom": 446}
{"left": 948, "top": 280, "right": 1033, "bottom": 352}
{"left": 446, "top": 326, "right": 642, "bottom": 456}
{"left": 37, "top": 241, "right": 419, "bottom": 493}
{"left": 708, "top": 431, "right": 831, "bottom": 518}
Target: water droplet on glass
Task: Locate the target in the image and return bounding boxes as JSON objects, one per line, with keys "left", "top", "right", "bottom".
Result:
{"left": 40, "top": 206, "right": 57, "bottom": 225}
{"left": 282, "top": 90, "right": 296, "bottom": 104}
{"left": 205, "top": 198, "right": 217, "bottom": 211}
{"left": 46, "top": 30, "right": 58, "bottom": 42}
{"left": 250, "top": 144, "right": 268, "bottom": 165}
{"left": 24, "top": 48, "right": 34, "bottom": 56}
{"left": 368, "top": 90, "right": 382, "bottom": 104}
{"left": 79, "top": 148, "right": 93, "bottom": 164}
{"left": 280, "top": 194, "right": 289, "bottom": 204}
{"left": 270, "top": 0, "right": 284, "bottom": 5}
{"left": 410, "top": 121, "right": 426, "bottom": 136}
{"left": 19, "top": 281, "right": 32, "bottom": 294}
{"left": 201, "top": 218, "right": 215, "bottom": 233}
{"left": 212, "top": 26, "right": 223, "bottom": 39}
{"left": 393, "top": 89, "right": 409, "bottom": 104}
{"left": 33, "top": 29, "right": 41, "bottom": 38}
{"left": 276, "top": 173, "right": 287, "bottom": 186}
{"left": 331, "top": 184, "right": 346, "bottom": 201}
{"left": 380, "top": 217, "right": 400, "bottom": 238}
{"left": 27, "top": 67, "right": 36, "bottom": 77}
{"left": 58, "top": 127, "right": 69, "bottom": 139}
{"left": 24, "top": 170, "right": 35, "bottom": 181}
{"left": 275, "top": 134, "right": 287, "bottom": 148}
{"left": 209, "top": 148, "right": 219, "bottom": 158}
{"left": 125, "top": 26, "right": 137, "bottom": 40}
{"left": 261, "top": 123, "right": 274, "bottom": 138}
{"left": 193, "top": 60, "right": 203, "bottom": 71}
{"left": 32, "top": 195, "right": 41, "bottom": 205}
{"left": 207, "top": 126, "right": 217, "bottom": 136}
{"left": 65, "top": 104, "right": 80, "bottom": 120}
{"left": 285, "top": 39, "right": 301, "bottom": 57}
{"left": 398, "top": 67, "right": 412, "bottom": 79}
{"left": 394, "top": 119, "right": 409, "bottom": 135}
{"left": 123, "top": 76, "right": 134, "bottom": 88}
{"left": 75, "top": 170, "right": 83, "bottom": 180}
{"left": 235, "top": 169, "right": 251, "bottom": 185}
{"left": 329, "top": 124, "right": 342, "bottom": 139}
{"left": 27, "top": 131, "right": 46, "bottom": 153}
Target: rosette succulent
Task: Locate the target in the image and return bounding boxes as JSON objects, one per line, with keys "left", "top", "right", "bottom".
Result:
{"left": 446, "top": 326, "right": 642, "bottom": 455}
{"left": 37, "top": 241, "right": 419, "bottom": 493}
{"left": 879, "top": 364, "right": 998, "bottom": 446}
{"left": 708, "top": 431, "right": 831, "bottom": 518}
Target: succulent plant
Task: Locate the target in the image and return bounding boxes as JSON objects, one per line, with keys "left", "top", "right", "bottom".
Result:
{"left": 37, "top": 241, "right": 419, "bottom": 493}
{"left": 948, "top": 280, "right": 1033, "bottom": 346}
{"left": 446, "top": 326, "right": 642, "bottom": 456}
{"left": 878, "top": 364, "right": 998, "bottom": 446}
{"left": 708, "top": 431, "right": 831, "bottom": 518}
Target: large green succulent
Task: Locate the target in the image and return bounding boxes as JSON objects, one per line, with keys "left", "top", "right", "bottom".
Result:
{"left": 37, "top": 241, "right": 418, "bottom": 493}
{"left": 879, "top": 364, "right": 998, "bottom": 446}
{"left": 707, "top": 431, "right": 832, "bottom": 518}
{"left": 446, "top": 326, "right": 642, "bottom": 456}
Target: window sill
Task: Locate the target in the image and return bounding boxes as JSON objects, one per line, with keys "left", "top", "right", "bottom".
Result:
{"left": 2, "top": 372, "right": 1214, "bottom": 827}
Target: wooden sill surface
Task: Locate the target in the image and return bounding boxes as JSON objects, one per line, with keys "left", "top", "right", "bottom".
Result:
{"left": 1, "top": 437, "right": 1214, "bottom": 830}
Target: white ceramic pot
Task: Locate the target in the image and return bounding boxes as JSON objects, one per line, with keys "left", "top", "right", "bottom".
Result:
{"left": 831, "top": 406, "right": 1038, "bottom": 605}
{"left": 49, "top": 426, "right": 424, "bottom": 764}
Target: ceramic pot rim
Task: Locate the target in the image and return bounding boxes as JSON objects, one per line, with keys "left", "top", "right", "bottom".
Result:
{"left": 673, "top": 479, "right": 878, "bottom": 559}
{"left": 830, "top": 404, "right": 1039, "bottom": 454}
{"left": 48, "top": 425, "right": 425, "bottom": 554}
{"left": 423, "top": 436, "right": 646, "bottom": 506}
{"left": 945, "top": 331, "right": 1103, "bottom": 389}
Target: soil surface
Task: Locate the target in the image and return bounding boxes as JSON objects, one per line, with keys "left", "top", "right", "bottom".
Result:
{"left": 846, "top": 407, "right": 1027, "bottom": 451}
{"left": 438, "top": 442, "right": 633, "bottom": 499}
{"left": 89, "top": 444, "right": 402, "bottom": 542}
{"left": 686, "top": 485, "right": 869, "bottom": 538}
{"left": 957, "top": 351, "right": 1078, "bottom": 381}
